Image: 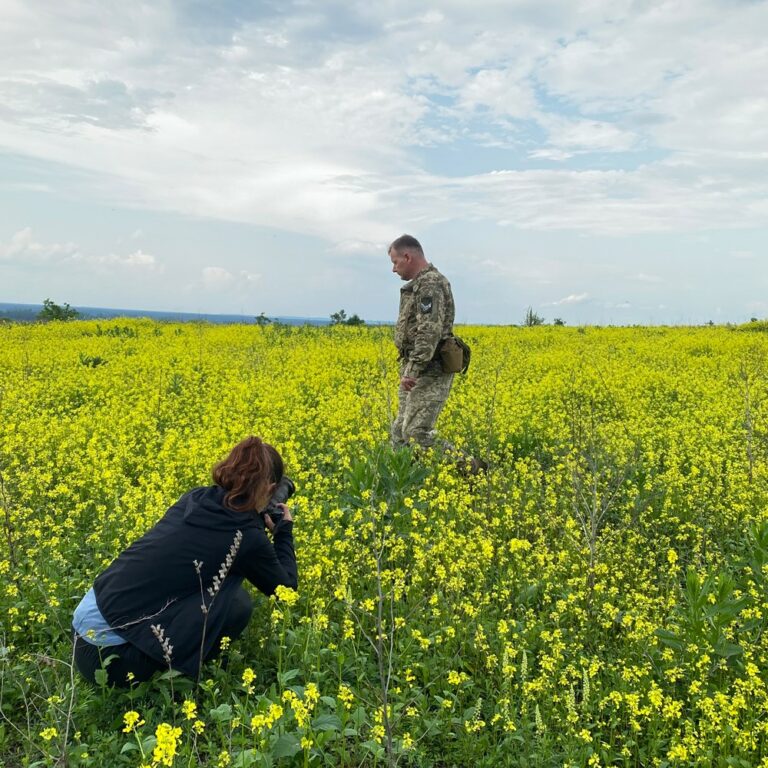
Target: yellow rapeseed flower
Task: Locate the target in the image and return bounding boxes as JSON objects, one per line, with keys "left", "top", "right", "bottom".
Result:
{"left": 151, "top": 723, "right": 182, "bottom": 767}
{"left": 122, "top": 711, "right": 144, "bottom": 733}
{"left": 275, "top": 584, "right": 299, "bottom": 606}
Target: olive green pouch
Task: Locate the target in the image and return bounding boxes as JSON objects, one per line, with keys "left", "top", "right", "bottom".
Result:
{"left": 439, "top": 336, "right": 471, "bottom": 374}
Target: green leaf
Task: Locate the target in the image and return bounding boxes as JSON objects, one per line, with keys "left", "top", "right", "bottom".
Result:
{"left": 158, "top": 669, "right": 182, "bottom": 679}
{"left": 93, "top": 668, "right": 108, "bottom": 687}
{"left": 233, "top": 748, "right": 263, "bottom": 767}
{"left": 312, "top": 714, "right": 342, "bottom": 732}
{"left": 350, "top": 706, "right": 367, "bottom": 727}
{"left": 654, "top": 628, "right": 683, "bottom": 651}
{"left": 209, "top": 703, "right": 233, "bottom": 722}
{"left": 272, "top": 734, "right": 301, "bottom": 759}
{"left": 740, "top": 618, "right": 762, "bottom": 632}
{"left": 315, "top": 730, "right": 333, "bottom": 748}
{"left": 120, "top": 742, "right": 139, "bottom": 754}
{"left": 278, "top": 668, "right": 301, "bottom": 686}
{"left": 713, "top": 639, "right": 743, "bottom": 658}
{"left": 361, "top": 740, "right": 385, "bottom": 757}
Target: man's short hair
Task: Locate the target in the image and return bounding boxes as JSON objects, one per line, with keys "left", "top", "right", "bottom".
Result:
{"left": 389, "top": 234, "right": 423, "bottom": 255}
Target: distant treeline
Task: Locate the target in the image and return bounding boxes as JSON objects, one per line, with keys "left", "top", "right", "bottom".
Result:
{"left": 0, "top": 302, "right": 390, "bottom": 326}
{"left": 0, "top": 305, "right": 39, "bottom": 322}
{"left": 0, "top": 302, "right": 330, "bottom": 326}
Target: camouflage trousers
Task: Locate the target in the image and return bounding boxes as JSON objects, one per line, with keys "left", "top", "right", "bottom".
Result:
{"left": 391, "top": 364, "right": 454, "bottom": 450}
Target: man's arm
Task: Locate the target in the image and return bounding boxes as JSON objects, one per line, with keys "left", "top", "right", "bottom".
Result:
{"left": 403, "top": 283, "right": 445, "bottom": 379}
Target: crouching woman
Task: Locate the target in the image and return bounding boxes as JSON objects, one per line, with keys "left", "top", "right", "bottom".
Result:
{"left": 72, "top": 436, "right": 297, "bottom": 687}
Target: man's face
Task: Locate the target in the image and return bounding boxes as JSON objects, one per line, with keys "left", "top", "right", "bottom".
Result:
{"left": 389, "top": 248, "right": 415, "bottom": 281}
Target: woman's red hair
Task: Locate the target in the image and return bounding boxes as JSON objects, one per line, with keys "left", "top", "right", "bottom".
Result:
{"left": 212, "top": 436, "right": 283, "bottom": 512}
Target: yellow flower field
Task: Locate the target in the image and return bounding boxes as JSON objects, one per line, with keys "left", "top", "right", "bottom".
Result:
{"left": 1, "top": 319, "right": 767, "bottom": 767}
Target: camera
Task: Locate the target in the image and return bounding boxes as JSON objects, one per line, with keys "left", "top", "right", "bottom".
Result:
{"left": 262, "top": 476, "right": 295, "bottom": 526}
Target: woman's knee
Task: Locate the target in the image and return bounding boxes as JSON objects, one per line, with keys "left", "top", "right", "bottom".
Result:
{"left": 225, "top": 587, "right": 253, "bottom": 637}
{"left": 73, "top": 635, "right": 161, "bottom": 687}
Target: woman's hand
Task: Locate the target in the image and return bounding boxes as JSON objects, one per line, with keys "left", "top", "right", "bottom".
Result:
{"left": 264, "top": 503, "right": 293, "bottom": 532}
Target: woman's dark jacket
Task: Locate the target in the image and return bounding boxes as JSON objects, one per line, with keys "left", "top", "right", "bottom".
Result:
{"left": 93, "top": 485, "right": 297, "bottom": 677}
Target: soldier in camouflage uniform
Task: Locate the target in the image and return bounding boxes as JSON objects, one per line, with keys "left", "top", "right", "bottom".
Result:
{"left": 388, "top": 234, "right": 456, "bottom": 449}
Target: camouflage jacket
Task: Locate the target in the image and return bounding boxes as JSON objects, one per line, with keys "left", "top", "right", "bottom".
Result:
{"left": 394, "top": 264, "right": 455, "bottom": 378}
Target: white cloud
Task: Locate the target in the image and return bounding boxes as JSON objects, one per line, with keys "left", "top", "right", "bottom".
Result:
{"left": 202, "top": 267, "right": 233, "bottom": 286}
{"left": 71, "top": 249, "right": 161, "bottom": 271}
{"left": 539, "top": 115, "right": 640, "bottom": 154}
{"left": 201, "top": 267, "right": 260, "bottom": 289}
{"left": 125, "top": 249, "right": 154, "bottom": 266}
{"left": 403, "top": 162, "right": 768, "bottom": 236}
{"left": 0, "top": 227, "right": 79, "bottom": 262}
{"left": 457, "top": 67, "right": 538, "bottom": 121}
{"left": 334, "top": 239, "right": 384, "bottom": 255}
{"left": 0, "top": 228, "right": 160, "bottom": 271}
{"left": 478, "top": 257, "right": 555, "bottom": 285}
{"left": 630, "top": 272, "right": 663, "bottom": 283}
{"left": 528, "top": 148, "right": 573, "bottom": 161}
{"left": 537, "top": 0, "right": 768, "bottom": 162}
{"left": 549, "top": 292, "right": 590, "bottom": 306}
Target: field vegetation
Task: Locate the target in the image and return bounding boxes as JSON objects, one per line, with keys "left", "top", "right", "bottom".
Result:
{"left": 1, "top": 319, "right": 767, "bottom": 767}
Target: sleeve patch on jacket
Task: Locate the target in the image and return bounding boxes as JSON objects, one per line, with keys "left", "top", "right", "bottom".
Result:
{"left": 419, "top": 296, "right": 433, "bottom": 313}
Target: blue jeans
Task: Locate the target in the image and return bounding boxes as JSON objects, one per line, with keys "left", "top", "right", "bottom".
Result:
{"left": 73, "top": 585, "right": 253, "bottom": 687}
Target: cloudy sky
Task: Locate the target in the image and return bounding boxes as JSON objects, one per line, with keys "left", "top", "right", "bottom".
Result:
{"left": 1, "top": 0, "right": 766, "bottom": 324}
